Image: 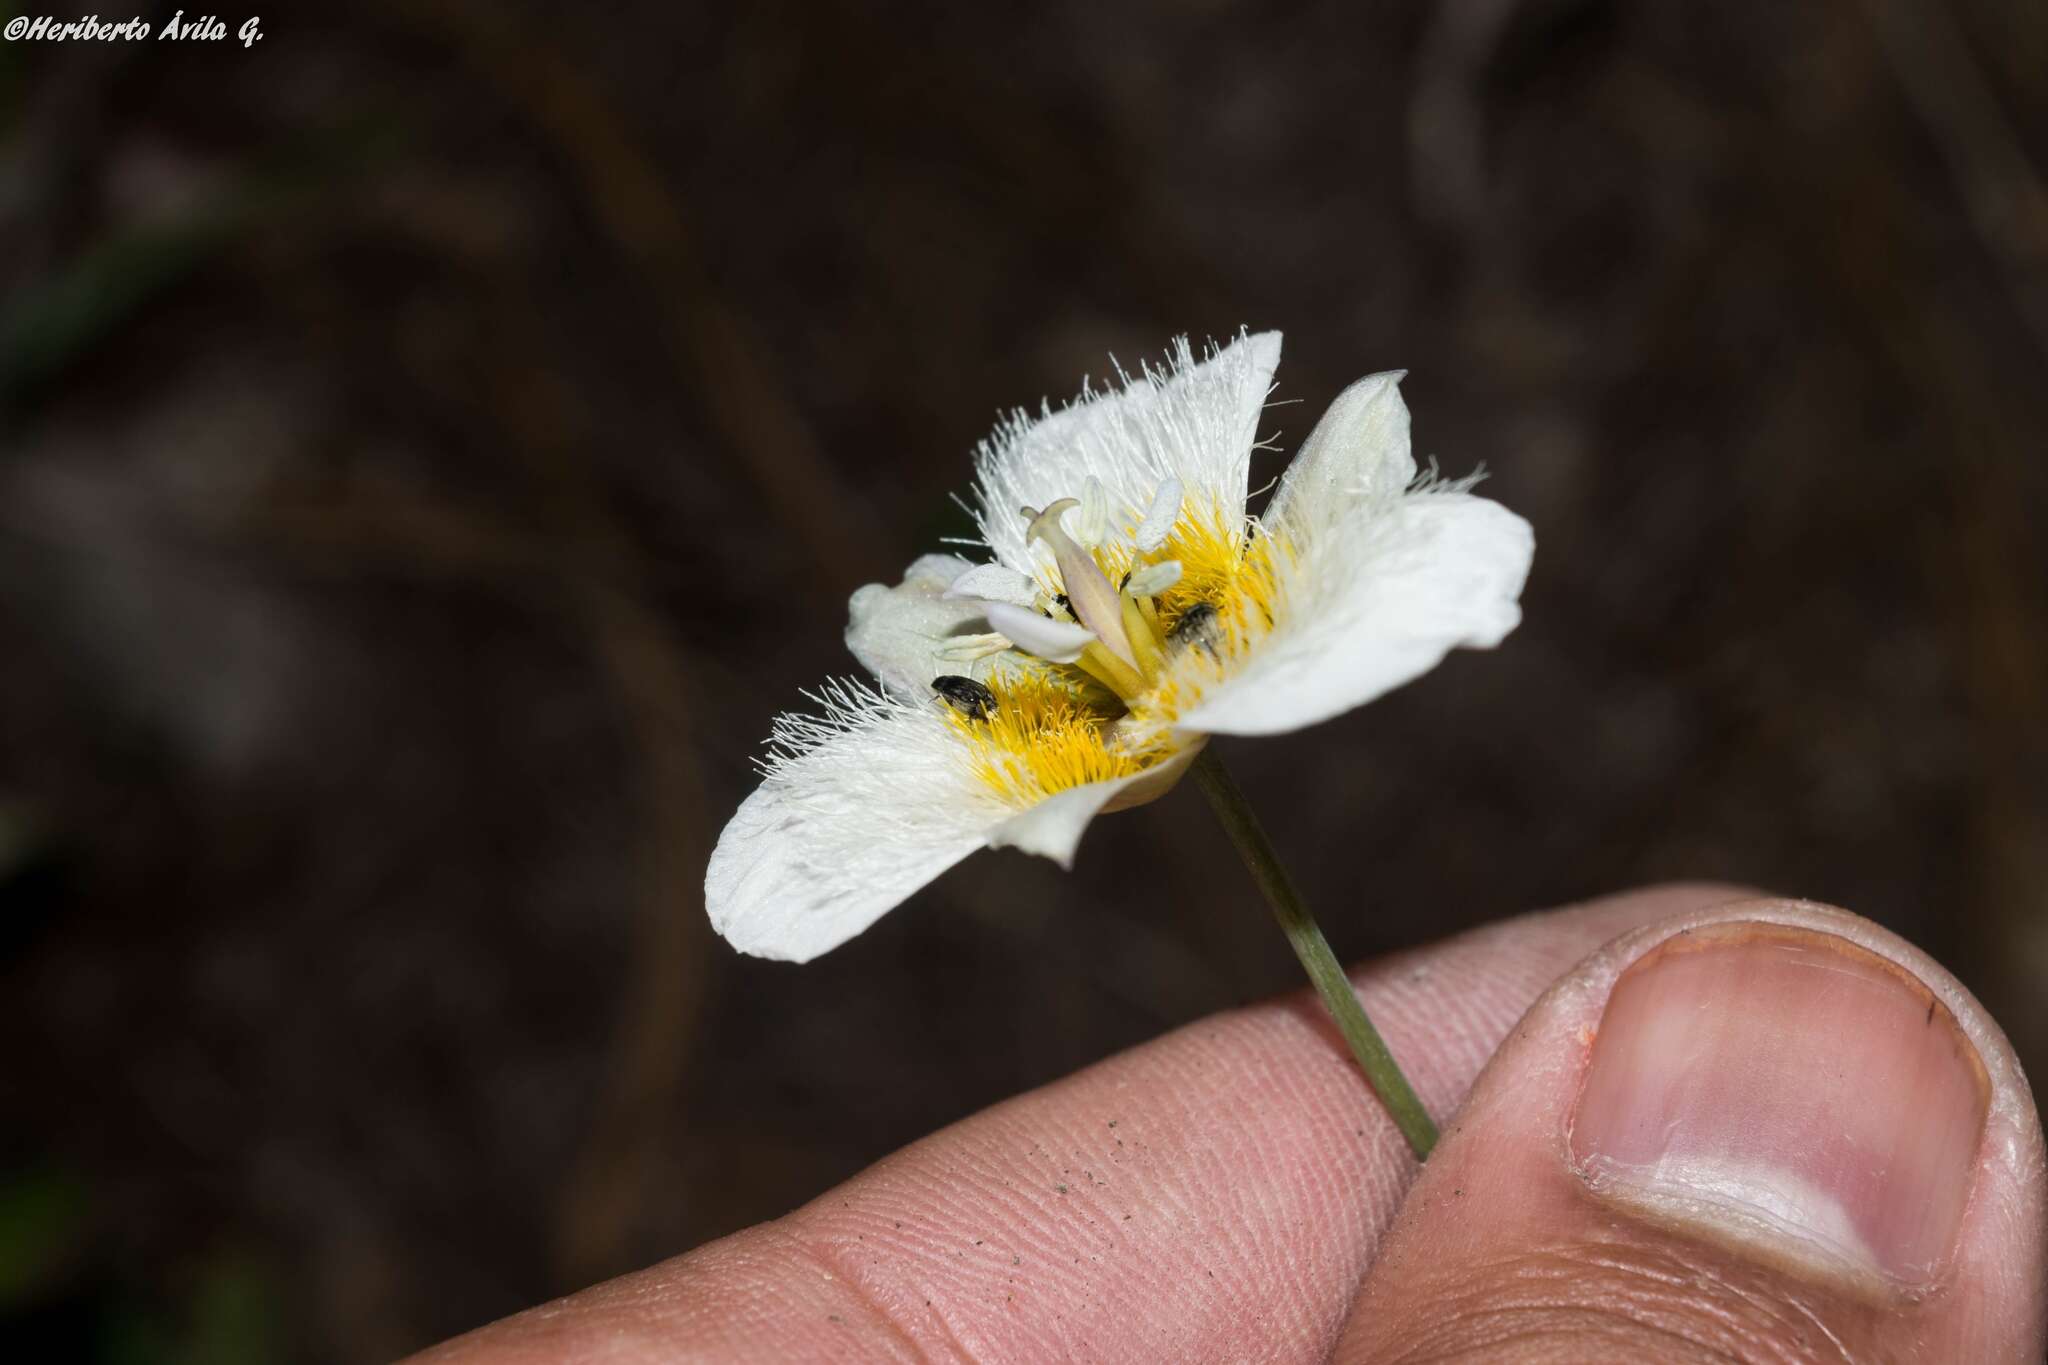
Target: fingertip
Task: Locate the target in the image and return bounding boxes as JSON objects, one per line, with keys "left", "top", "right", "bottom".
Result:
{"left": 1337, "top": 898, "right": 2047, "bottom": 1363}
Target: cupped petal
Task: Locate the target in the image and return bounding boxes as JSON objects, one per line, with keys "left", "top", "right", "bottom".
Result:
{"left": 987, "top": 741, "right": 1204, "bottom": 866}
{"left": 1262, "top": 369, "right": 1414, "bottom": 543}
{"left": 971, "top": 332, "right": 1281, "bottom": 579}
{"left": 847, "top": 553, "right": 998, "bottom": 696}
{"left": 707, "top": 683, "right": 1010, "bottom": 962}
{"left": 1178, "top": 492, "right": 1533, "bottom": 736}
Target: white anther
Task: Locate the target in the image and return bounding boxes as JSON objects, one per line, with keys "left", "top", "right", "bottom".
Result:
{"left": 937, "top": 632, "right": 1014, "bottom": 664}
{"left": 984, "top": 603, "right": 1096, "bottom": 665}
{"left": 1134, "top": 477, "right": 1183, "bottom": 552}
{"left": 1124, "top": 559, "right": 1183, "bottom": 598}
{"left": 1073, "top": 476, "right": 1111, "bottom": 548}
{"left": 943, "top": 563, "right": 1040, "bottom": 607}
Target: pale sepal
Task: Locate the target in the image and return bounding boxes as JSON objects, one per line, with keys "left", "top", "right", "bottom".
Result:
{"left": 847, "top": 554, "right": 997, "bottom": 696}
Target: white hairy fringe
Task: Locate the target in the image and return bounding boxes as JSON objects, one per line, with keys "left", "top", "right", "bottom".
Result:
{"left": 756, "top": 677, "right": 915, "bottom": 778}
{"left": 747, "top": 678, "right": 1014, "bottom": 890}
{"left": 1409, "top": 456, "right": 1488, "bottom": 498}
{"left": 967, "top": 332, "right": 1275, "bottom": 580}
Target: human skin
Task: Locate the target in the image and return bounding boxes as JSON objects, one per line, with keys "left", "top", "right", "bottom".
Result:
{"left": 410, "top": 886, "right": 2046, "bottom": 1362}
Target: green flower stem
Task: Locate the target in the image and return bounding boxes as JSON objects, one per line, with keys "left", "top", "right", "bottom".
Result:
{"left": 1190, "top": 746, "right": 1439, "bottom": 1160}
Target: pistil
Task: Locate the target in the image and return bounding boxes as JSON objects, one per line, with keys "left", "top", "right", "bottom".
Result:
{"left": 1120, "top": 593, "right": 1167, "bottom": 679}
{"left": 1024, "top": 500, "right": 1137, "bottom": 670}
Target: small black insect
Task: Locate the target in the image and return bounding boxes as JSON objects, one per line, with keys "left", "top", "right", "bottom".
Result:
{"left": 1168, "top": 602, "right": 1223, "bottom": 657}
{"left": 1053, "top": 593, "right": 1073, "bottom": 617}
{"left": 931, "top": 674, "right": 998, "bottom": 720}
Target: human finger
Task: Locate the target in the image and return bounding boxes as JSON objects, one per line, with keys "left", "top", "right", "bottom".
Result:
{"left": 412, "top": 883, "right": 1756, "bottom": 1362}
{"left": 1334, "top": 899, "right": 2046, "bottom": 1363}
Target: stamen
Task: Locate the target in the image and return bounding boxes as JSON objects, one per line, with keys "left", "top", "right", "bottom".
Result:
{"left": 1120, "top": 593, "right": 1167, "bottom": 679}
{"left": 1074, "top": 476, "right": 1111, "bottom": 547}
{"left": 1124, "top": 559, "right": 1183, "bottom": 598}
{"left": 1137, "top": 594, "right": 1162, "bottom": 633}
{"left": 1134, "top": 477, "right": 1184, "bottom": 552}
{"left": 1079, "top": 640, "right": 1148, "bottom": 699}
{"left": 985, "top": 601, "right": 1095, "bottom": 664}
{"left": 945, "top": 672, "right": 1174, "bottom": 806}
{"left": 1024, "top": 499, "right": 1137, "bottom": 670}
{"left": 943, "top": 563, "right": 1039, "bottom": 606}
{"left": 938, "top": 632, "right": 1013, "bottom": 664}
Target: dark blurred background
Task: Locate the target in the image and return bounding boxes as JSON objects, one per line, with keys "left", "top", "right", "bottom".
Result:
{"left": 4, "top": 0, "right": 2046, "bottom": 1358}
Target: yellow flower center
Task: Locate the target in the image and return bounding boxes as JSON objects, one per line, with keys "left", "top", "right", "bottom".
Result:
{"left": 1131, "top": 500, "right": 1288, "bottom": 653}
{"left": 947, "top": 496, "right": 1296, "bottom": 804}
{"left": 945, "top": 672, "right": 1174, "bottom": 806}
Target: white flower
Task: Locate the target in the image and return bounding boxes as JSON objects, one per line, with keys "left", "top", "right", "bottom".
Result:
{"left": 707, "top": 333, "right": 1533, "bottom": 962}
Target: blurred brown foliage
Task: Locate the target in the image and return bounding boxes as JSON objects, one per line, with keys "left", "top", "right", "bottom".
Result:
{"left": 3, "top": 1, "right": 2046, "bottom": 1359}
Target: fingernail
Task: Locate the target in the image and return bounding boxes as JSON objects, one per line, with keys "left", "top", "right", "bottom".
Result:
{"left": 1570, "top": 922, "right": 1990, "bottom": 1284}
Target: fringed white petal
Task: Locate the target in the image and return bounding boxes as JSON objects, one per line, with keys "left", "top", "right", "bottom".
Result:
{"left": 1179, "top": 492, "right": 1533, "bottom": 736}
{"left": 971, "top": 332, "right": 1281, "bottom": 580}
{"left": 847, "top": 554, "right": 998, "bottom": 697}
{"left": 706, "top": 682, "right": 1009, "bottom": 962}
{"left": 1262, "top": 370, "right": 1414, "bottom": 544}
{"left": 987, "top": 742, "right": 1204, "bottom": 867}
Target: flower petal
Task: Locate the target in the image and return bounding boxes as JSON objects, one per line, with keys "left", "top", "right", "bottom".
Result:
{"left": 1262, "top": 370, "right": 1414, "bottom": 542}
{"left": 706, "top": 684, "right": 1005, "bottom": 962}
{"left": 1178, "top": 492, "right": 1533, "bottom": 736}
{"left": 987, "top": 741, "right": 1204, "bottom": 866}
{"left": 847, "top": 553, "right": 997, "bottom": 696}
{"left": 971, "top": 332, "right": 1281, "bottom": 579}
